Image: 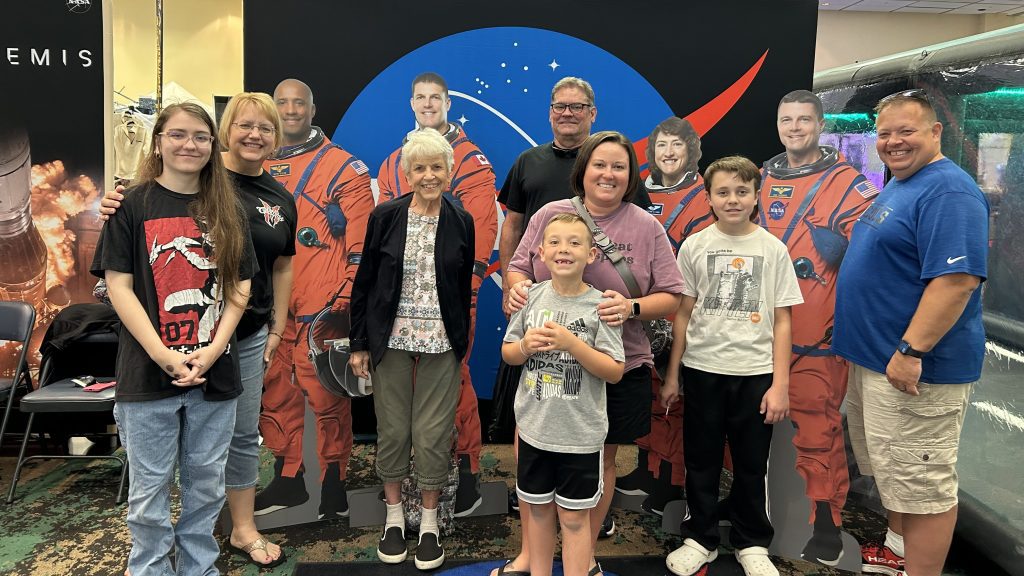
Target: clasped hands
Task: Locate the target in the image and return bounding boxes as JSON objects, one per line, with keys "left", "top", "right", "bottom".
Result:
{"left": 155, "top": 345, "right": 220, "bottom": 387}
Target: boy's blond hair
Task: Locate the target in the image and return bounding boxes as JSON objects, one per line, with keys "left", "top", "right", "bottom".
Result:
{"left": 543, "top": 213, "right": 594, "bottom": 247}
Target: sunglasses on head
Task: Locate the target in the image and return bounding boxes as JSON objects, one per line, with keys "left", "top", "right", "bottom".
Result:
{"left": 879, "top": 88, "right": 929, "bottom": 106}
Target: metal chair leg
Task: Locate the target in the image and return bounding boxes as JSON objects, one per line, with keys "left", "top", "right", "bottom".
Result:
{"left": 116, "top": 457, "right": 129, "bottom": 504}
{"left": 0, "top": 368, "right": 27, "bottom": 452}
{"left": 0, "top": 389, "right": 14, "bottom": 452}
{"left": 6, "top": 412, "right": 34, "bottom": 504}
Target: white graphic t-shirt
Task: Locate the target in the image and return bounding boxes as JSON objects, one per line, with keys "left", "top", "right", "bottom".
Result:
{"left": 677, "top": 225, "right": 803, "bottom": 376}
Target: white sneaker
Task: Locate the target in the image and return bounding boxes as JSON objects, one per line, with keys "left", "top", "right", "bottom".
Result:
{"left": 736, "top": 546, "right": 779, "bottom": 576}
{"left": 666, "top": 538, "right": 717, "bottom": 576}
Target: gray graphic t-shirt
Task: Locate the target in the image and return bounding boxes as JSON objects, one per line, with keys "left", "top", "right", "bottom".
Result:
{"left": 504, "top": 281, "right": 624, "bottom": 453}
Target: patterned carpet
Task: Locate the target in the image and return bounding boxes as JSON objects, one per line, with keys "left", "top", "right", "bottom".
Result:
{"left": 0, "top": 441, "right": 993, "bottom": 576}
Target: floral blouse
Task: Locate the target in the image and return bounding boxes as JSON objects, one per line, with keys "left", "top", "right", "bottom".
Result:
{"left": 388, "top": 211, "right": 452, "bottom": 353}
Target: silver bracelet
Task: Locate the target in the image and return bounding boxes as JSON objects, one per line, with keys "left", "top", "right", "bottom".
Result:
{"left": 519, "top": 339, "right": 532, "bottom": 357}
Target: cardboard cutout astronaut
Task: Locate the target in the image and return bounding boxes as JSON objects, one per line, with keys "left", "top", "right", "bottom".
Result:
{"left": 760, "top": 90, "right": 878, "bottom": 565}
{"left": 256, "top": 79, "right": 377, "bottom": 519}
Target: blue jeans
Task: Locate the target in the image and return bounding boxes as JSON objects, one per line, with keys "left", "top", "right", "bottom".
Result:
{"left": 115, "top": 388, "right": 237, "bottom": 576}
{"left": 225, "top": 326, "right": 267, "bottom": 490}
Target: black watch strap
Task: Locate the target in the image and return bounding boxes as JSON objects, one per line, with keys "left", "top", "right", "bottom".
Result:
{"left": 897, "top": 339, "right": 925, "bottom": 358}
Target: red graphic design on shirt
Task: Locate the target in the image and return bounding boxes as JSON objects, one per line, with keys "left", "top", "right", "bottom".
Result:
{"left": 145, "top": 216, "right": 222, "bottom": 353}
{"left": 257, "top": 197, "right": 284, "bottom": 228}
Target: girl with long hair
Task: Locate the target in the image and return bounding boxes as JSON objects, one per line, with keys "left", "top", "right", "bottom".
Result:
{"left": 91, "top": 102, "right": 256, "bottom": 576}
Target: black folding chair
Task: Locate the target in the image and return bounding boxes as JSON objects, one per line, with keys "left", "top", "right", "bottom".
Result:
{"left": 0, "top": 301, "right": 35, "bottom": 452}
{"left": 6, "top": 304, "right": 127, "bottom": 504}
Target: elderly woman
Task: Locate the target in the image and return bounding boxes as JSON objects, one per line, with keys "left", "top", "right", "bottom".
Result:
{"left": 349, "top": 128, "right": 475, "bottom": 571}
{"left": 502, "top": 131, "right": 685, "bottom": 576}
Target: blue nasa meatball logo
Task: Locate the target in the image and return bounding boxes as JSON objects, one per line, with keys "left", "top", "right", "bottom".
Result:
{"left": 335, "top": 27, "right": 673, "bottom": 398}
{"left": 769, "top": 200, "right": 787, "bottom": 221}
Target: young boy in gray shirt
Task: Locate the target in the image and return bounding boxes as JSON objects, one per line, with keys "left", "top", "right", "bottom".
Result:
{"left": 502, "top": 213, "right": 625, "bottom": 576}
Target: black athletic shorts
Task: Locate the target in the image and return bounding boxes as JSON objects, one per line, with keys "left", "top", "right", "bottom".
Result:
{"left": 516, "top": 437, "right": 603, "bottom": 510}
{"left": 605, "top": 365, "right": 652, "bottom": 444}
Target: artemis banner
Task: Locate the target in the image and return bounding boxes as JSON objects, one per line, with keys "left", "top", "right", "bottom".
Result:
{"left": 0, "top": 0, "right": 109, "bottom": 374}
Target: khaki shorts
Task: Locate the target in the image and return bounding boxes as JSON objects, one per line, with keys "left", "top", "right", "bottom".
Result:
{"left": 846, "top": 362, "right": 972, "bottom": 515}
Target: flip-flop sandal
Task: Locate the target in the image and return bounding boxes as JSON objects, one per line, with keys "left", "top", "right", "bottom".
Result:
{"left": 588, "top": 562, "right": 604, "bottom": 576}
{"left": 496, "top": 559, "right": 530, "bottom": 576}
{"left": 230, "top": 536, "right": 287, "bottom": 570}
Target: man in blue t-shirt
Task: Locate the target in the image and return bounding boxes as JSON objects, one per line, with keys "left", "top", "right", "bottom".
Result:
{"left": 833, "top": 91, "right": 988, "bottom": 576}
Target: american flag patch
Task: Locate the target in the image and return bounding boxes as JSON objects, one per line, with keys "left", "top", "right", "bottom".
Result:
{"left": 351, "top": 160, "right": 369, "bottom": 175}
{"left": 854, "top": 180, "right": 879, "bottom": 198}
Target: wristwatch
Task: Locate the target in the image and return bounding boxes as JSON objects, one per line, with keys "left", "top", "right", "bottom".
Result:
{"left": 897, "top": 339, "right": 925, "bottom": 358}
{"left": 630, "top": 299, "right": 641, "bottom": 319}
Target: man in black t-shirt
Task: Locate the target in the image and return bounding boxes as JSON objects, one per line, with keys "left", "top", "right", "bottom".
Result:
{"left": 497, "top": 77, "right": 650, "bottom": 306}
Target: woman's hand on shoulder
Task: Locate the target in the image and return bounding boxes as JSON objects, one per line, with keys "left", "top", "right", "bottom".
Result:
{"left": 505, "top": 279, "right": 533, "bottom": 313}
{"left": 596, "top": 290, "right": 629, "bottom": 327}
{"left": 98, "top": 184, "right": 126, "bottom": 221}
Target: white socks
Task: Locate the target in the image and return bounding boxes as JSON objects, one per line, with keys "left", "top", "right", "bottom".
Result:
{"left": 886, "top": 527, "right": 905, "bottom": 557}
{"left": 420, "top": 506, "right": 439, "bottom": 537}
{"left": 385, "top": 502, "right": 404, "bottom": 531}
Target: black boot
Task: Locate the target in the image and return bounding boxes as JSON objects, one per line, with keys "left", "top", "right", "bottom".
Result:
{"left": 318, "top": 462, "right": 349, "bottom": 519}
{"left": 615, "top": 448, "right": 654, "bottom": 496}
{"left": 641, "top": 458, "right": 682, "bottom": 516}
{"left": 801, "top": 500, "right": 844, "bottom": 566}
{"left": 453, "top": 454, "right": 482, "bottom": 517}
{"left": 254, "top": 456, "right": 309, "bottom": 516}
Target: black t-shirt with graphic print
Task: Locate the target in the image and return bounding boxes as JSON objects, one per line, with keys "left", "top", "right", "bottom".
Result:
{"left": 91, "top": 182, "right": 257, "bottom": 402}
{"left": 229, "top": 170, "right": 297, "bottom": 340}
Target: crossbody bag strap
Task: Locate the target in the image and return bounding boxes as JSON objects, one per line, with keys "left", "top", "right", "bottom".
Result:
{"left": 570, "top": 197, "right": 642, "bottom": 298}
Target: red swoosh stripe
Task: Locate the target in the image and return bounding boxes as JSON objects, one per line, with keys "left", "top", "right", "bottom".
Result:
{"left": 634, "top": 49, "right": 770, "bottom": 162}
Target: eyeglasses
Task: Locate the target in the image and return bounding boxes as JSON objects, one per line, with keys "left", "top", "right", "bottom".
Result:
{"left": 878, "top": 88, "right": 929, "bottom": 106}
{"left": 550, "top": 102, "right": 593, "bottom": 114}
{"left": 232, "top": 122, "right": 276, "bottom": 136}
{"left": 158, "top": 131, "right": 214, "bottom": 146}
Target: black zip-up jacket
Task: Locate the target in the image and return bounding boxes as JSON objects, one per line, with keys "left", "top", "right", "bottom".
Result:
{"left": 350, "top": 192, "right": 475, "bottom": 367}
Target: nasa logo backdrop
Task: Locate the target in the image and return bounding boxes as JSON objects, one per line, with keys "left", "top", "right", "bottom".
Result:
{"left": 243, "top": 0, "right": 818, "bottom": 398}
{"left": 1, "top": 0, "right": 106, "bottom": 373}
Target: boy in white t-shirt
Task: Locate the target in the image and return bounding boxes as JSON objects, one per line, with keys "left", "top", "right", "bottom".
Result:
{"left": 661, "top": 156, "right": 803, "bottom": 576}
